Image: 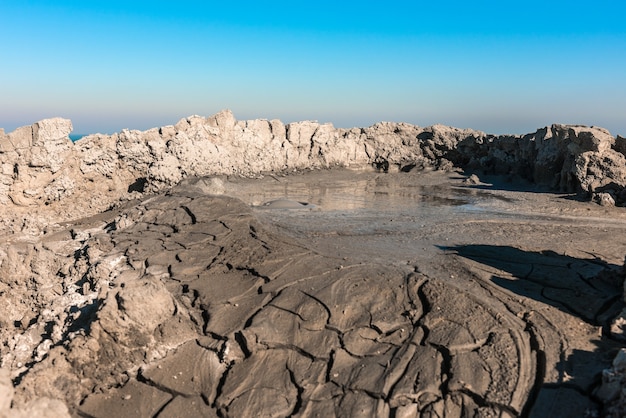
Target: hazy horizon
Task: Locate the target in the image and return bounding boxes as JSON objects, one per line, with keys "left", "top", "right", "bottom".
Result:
{"left": 2, "top": 1, "right": 625, "bottom": 136}
{"left": 3, "top": 109, "right": 625, "bottom": 139}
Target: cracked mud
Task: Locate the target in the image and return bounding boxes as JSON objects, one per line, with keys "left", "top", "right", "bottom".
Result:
{"left": 2, "top": 170, "right": 626, "bottom": 417}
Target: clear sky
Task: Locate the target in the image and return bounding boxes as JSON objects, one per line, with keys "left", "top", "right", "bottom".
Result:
{"left": 1, "top": 1, "right": 625, "bottom": 136}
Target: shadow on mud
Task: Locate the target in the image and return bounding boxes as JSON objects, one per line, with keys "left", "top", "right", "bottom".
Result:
{"left": 444, "top": 245, "right": 623, "bottom": 325}
{"left": 442, "top": 244, "right": 625, "bottom": 417}
{"left": 455, "top": 171, "right": 589, "bottom": 201}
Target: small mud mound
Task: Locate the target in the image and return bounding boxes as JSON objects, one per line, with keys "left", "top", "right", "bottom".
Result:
{"left": 258, "top": 199, "right": 315, "bottom": 209}
{"left": 0, "top": 189, "right": 537, "bottom": 417}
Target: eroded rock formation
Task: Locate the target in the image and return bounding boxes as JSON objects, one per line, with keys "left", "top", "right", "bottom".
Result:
{"left": 1, "top": 111, "right": 626, "bottom": 235}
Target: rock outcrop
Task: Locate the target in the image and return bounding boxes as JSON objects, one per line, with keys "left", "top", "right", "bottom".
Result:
{"left": 2, "top": 111, "right": 626, "bottom": 236}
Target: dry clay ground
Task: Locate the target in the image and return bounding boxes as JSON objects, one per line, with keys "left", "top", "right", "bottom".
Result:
{"left": 2, "top": 168, "right": 626, "bottom": 417}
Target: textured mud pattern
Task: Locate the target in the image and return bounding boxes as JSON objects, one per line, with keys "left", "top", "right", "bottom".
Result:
{"left": 0, "top": 182, "right": 623, "bottom": 417}
{"left": 440, "top": 245, "right": 624, "bottom": 417}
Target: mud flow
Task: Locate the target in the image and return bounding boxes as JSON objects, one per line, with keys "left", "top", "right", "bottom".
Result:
{"left": 3, "top": 169, "right": 626, "bottom": 418}
{"left": 227, "top": 169, "right": 626, "bottom": 416}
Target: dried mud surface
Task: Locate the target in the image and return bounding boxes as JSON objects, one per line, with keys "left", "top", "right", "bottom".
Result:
{"left": 2, "top": 169, "right": 626, "bottom": 417}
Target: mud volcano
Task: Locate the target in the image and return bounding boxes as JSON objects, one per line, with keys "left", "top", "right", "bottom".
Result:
{"left": 1, "top": 112, "right": 626, "bottom": 417}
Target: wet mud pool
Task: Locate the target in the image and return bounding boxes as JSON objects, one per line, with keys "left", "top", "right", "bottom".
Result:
{"left": 231, "top": 169, "right": 626, "bottom": 266}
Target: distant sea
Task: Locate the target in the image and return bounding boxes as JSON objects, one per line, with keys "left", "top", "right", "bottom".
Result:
{"left": 69, "top": 134, "right": 85, "bottom": 142}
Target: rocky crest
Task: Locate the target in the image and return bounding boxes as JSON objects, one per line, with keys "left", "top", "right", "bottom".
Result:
{"left": 1, "top": 110, "right": 626, "bottom": 235}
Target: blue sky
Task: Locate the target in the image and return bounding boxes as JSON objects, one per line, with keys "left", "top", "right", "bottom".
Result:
{"left": 1, "top": 1, "right": 625, "bottom": 136}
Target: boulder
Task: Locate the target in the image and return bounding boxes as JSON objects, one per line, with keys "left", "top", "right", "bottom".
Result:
{"left": 32, "top": 118, "right": 72, "bottom": 147}
{"left": 2, "top": 126, "right": 32, "bottom": 153}
{"left": 30, "top": 118, "right": 73, "bottom": 172}
{"left": 567, "top": 125, "right": 614, "bottom": 154}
